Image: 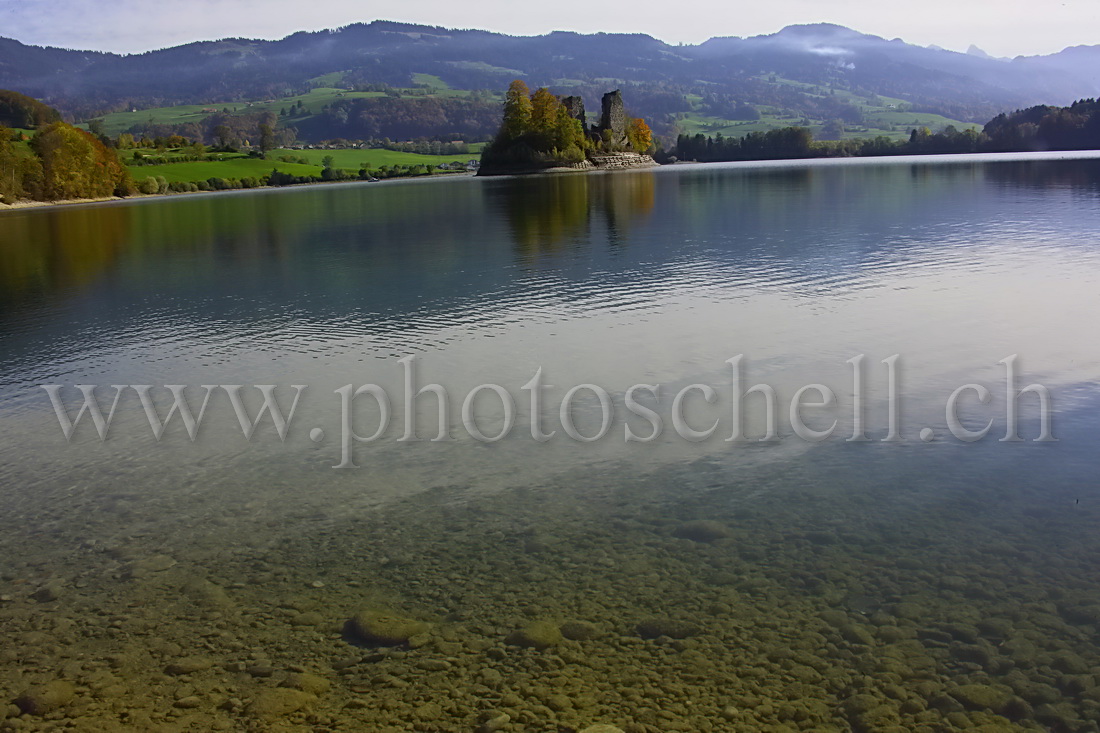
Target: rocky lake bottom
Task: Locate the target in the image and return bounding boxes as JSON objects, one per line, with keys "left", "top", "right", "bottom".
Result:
{"left": 1, "top": 440, "right": 1098, "bottom": 733}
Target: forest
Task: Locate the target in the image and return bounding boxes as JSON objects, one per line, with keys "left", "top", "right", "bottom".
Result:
{"left": 668, "top": 99, "right": 1100, "bottom": 162}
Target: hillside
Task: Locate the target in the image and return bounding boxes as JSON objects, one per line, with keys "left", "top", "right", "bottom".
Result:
{"left": 5, "top": 21, "right": 1100, "bottom": 144}
{"left": 0, "top": 89, "right": 61, "bottom": 128}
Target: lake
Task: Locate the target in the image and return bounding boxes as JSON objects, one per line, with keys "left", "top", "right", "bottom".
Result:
{"left": 2, "top": 152, "right": 1100, "bottom": 730}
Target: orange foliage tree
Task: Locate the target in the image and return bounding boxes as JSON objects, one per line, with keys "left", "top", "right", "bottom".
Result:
{"left": 627, "top": 117, "right": 653, "bottom": 153}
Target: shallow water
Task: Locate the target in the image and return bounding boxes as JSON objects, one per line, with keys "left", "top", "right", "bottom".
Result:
{"left": 2, "top": 153, "right": 1100, "bottom": 731}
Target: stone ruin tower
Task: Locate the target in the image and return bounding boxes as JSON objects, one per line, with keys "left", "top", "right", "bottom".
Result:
{"left": 597, "top": 90, "right": 628, "bottom": 146}
{"left": 561, "top": 95, "right": 586, "bottom": 129}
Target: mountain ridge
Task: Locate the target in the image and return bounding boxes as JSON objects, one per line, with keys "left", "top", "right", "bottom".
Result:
{"left": 3, "top": 20, "right": 1100, "bottom": 129}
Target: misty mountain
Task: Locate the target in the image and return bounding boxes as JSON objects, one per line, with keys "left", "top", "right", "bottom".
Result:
{"left": 2, "top": 21, "right": 1099, "bottom": 125}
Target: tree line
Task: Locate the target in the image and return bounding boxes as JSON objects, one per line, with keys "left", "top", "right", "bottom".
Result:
{"left": 666, "top": 99, "right": 1100, "bottom": 163}
{"left": 1, "top": 123, "right": 130, "bottom": 203}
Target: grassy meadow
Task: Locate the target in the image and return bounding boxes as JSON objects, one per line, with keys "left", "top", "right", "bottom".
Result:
{"left": 123, "top": 148, "right": 480, "bottom": 185}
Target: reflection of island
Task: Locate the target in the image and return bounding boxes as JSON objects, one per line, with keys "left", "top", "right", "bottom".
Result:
{"left": 493, "top": 170, "right": 655, "bottom": 259}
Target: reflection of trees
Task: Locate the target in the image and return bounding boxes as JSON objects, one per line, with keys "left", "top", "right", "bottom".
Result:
{"left": 497, "top": 172, "right": 656, "bottom": 260}
{"left": 0, "top": 206, "right": 130, "bottom": 304}
{"left": 983, "top": 159, "right": 1100, "bottom": 192}
{"left": 600, "top": 173, "right": 656, "bottom": 248}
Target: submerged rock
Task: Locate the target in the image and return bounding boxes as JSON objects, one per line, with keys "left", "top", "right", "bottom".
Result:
{"left": 561, "top": 620, "right": 600, "bottom": 641}
{"left": 636, "top": 618, "right": 701, "bottom": 639}
{"left": 281, "top": 672, "right": 331, "bottom": 695}
{"left": 246, "top": 688, "right": 316, "bottom": 719}
{"left": 349, "top": 610, "right": 429, "bottom": 646}
{"left": 477, "top": 712, "right": 511, "bottom": 732}
{"left": 15, "top": 680, "right": 75, "bottom": 715}
{"left": 290, "top": 611, "right": 324, "bottom": 627}
{"left": 506, "top": 620, "right": 563, "bottom": 649}
{"left": 31, "top": 584, "right": 62, "bottom": 603}
{"left": 951, "top": 683, "right": 1012, "bottom": 712}
{"left": 180, "top": 576, "right": 231, "bottom": 607}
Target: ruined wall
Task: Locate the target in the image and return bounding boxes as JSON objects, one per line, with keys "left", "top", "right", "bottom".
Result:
{"left": 562, "top": 96, "right": 586, "bottom": 129}
{"left": 598, "top": 90, "right": 628, "bottom": 145}
{"left": 588, "top": 152, "right": 659, "bottom": 170}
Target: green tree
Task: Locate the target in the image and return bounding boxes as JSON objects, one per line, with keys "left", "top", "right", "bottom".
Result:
{"left": 553, "top": 105, "right": 586, "bottom": 152}
{"left": 87, "top": 119, "right": 108, "bottom": 142}
{"left": 258, "top": 123, "right": 275, "bottom": 157}
{"left": 821, "top": 119, "right": 845, "bottom": 141}
{"left": 213, "top": 124, "right": 232, "bottom": 149}
{"left": 0, "top": 124, "right": 43, "bottom": 202}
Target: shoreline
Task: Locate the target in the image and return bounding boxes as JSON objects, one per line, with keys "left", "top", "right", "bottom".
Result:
{"left": 477, "top": 151, "right": 658, "bottom": 177}
{"left": 6, "top": 148, "right": 1100, "bottom": 215}
{"left": 0, "top": 171, "right": 476, "bottom": 215}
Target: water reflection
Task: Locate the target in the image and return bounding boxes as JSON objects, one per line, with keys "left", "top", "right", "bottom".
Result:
{"left": 494, "top": 172, "right": 656, "bottom": 260}
{"left": 0, "top": 206, "right": 130, "bottom": 306}
{"left": 3, "top": 156, "right": 1100, "bottom": 729}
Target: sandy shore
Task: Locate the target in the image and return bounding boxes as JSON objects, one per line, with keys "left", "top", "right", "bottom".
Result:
{"left": 0, "top": 195, "right": 135, "bottom": 212}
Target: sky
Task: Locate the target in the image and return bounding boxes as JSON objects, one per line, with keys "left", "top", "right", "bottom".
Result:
{"left": 1, "top": 0, "right": 1098, "bottom": 58}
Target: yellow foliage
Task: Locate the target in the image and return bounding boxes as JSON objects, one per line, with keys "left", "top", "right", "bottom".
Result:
{"left": 30, "top": 122, "right": 131, "bottom": 201}
{"left": 627, "top": 117, "right": 653, "bottom": 153}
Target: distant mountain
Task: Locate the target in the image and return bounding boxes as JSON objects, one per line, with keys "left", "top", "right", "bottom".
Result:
{"left": 2, "top": 20, "right": 1100, "bottom": 128}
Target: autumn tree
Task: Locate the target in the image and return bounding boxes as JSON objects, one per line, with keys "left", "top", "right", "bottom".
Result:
{"left": 501, "top": 80, "right": 533, "bottom": 141}
{"left": 31, "top": 122, "right": 131, "bottom": 200}
{"left": 529, "top": 87, "right": 559, "bottom": 139}
{"left": 627, "top": 117, "right": 653, "bottom": 153}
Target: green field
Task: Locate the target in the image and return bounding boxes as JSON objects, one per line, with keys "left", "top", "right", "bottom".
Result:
{"left": 276, "top": 148, "right": 477, "bottom": 168}
{"left": 411, "top": 73, "right": 450, "bottom": 90}
{"left": 123, "top": 148, "right": 479, "bottom": 184}
{"left": 126, "top": 157, "right": 320, "bottom": 184}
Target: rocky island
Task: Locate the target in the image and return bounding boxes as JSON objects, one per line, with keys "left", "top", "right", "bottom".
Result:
{"left": 477, "top": 82, "right": 658, "bottom": 176}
